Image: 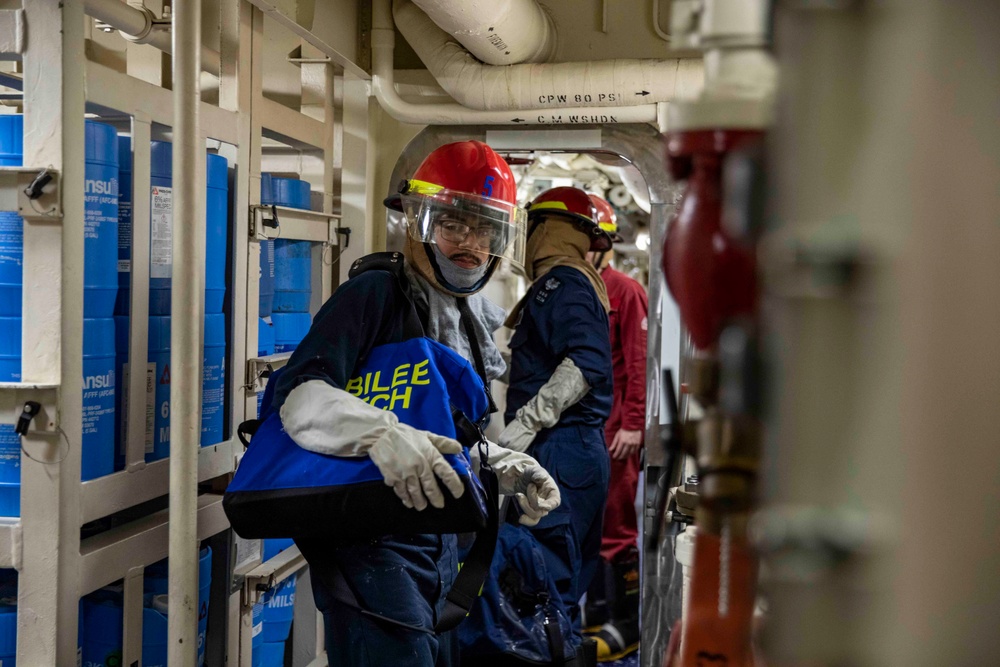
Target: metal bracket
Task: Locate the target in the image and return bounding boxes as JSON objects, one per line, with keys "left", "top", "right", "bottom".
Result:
{"left": 0, "top": 517, "right": 22, "bottom": 569}
{"left": 0, "top": 9, "right": 25, "bottom": 58}
{"left": 0, "top": 167, "right": 62, "bottom": 221}
{"left": 287, "top": 46, "right": 334, "bottom": 66}
{"left": 0, "top": 383, "right": 59, "bottom": 435}
{"left": 241, "top": 545, "right": 307, "bottom": 607}
{"left": 249, "top": 204, "right": 341, "bottom": 244}
{"left": 244, "top": 353, "right": 292, "bottom": 394}
{"left": 336, "top": 226, "right": 352, "bottom": 248}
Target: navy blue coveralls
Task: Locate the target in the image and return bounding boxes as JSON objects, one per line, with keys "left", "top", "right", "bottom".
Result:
{"left": 272, "top": 268, "right": 460, "bottom": 667}
{"left": 505, "top": 265, "right": 614, "bottom": 637}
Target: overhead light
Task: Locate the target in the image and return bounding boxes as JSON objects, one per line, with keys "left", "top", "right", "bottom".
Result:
{"left": 636, "top": 231, "right": 650, "bottom": 251}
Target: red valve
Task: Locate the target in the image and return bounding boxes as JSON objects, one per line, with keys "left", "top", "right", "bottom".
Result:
{"left": 663, "top": 130, "right": 762, "bottom": 351}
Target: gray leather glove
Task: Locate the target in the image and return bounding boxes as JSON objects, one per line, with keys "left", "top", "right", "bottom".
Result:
{"left": 498, "top": 357, "right": 590, "bottom": 452}
{"left": 280, "top": 380, "right": 465, "bottom": 511}
{"left": 483, "top": 442, "right": 561, "bottom": 526}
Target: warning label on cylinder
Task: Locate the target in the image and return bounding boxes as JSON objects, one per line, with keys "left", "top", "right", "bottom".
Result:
{"left": 120, "top": 362, "right": 156, "bottom": 456}
{"left": 84, "top": 176, "right": 118, "bottom": 241}
{"left": 0, "top": 211, "right": 22, "bottom": 273}
{"left": 151, "top": 186, "right": 173, "bottom": 279}
{"left": 118, "top": 197, "right": 132, "bottom": 274}
{"left": 82, "top": 369, "right": 116, "bottom": 437}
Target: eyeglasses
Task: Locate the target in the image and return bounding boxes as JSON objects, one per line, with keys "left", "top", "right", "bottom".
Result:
{"left": 437, "top": 219, "right": 501, "bottom": 247}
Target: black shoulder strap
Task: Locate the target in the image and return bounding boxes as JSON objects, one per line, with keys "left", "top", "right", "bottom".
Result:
{"left": 347, "top": 251, "right": 405, "bottom": 280}
{"left": 349, "top": 251, "right": 424, "bottom": 339}
{"left": 236, "top": 419, "right": 260, "bottom": 448}
{"left": 436, "top": 467, "right": 499, "bottom": 631}
{"left": 319, "top": 467, "right": 500, "bottom": 636}
{"left": 456, "top": 296, "right": 498, "bottom": 414}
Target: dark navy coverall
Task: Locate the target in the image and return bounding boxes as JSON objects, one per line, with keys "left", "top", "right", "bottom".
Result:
{"left": 505, "top": 265, "right": 614, "bottom": 637}
{"left": 272, "top": 269, "right": 460, "bottom": 667}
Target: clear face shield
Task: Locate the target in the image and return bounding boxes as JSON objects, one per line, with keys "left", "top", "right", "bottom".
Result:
{"left": 399, "top": 188, "right": 527, "bottom": 271}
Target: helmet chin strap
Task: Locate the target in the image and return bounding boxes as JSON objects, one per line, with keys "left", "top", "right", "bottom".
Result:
{"left": 591, "top": 250, "right": 608, "bottom": 270}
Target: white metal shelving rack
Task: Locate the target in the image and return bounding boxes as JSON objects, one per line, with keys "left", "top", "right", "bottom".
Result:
{"left": 0, "top": 1, "right": 365, "bottom": 664}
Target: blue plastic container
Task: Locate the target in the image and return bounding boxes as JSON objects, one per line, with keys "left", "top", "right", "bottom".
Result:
{"left": 272, "top": 312, "right": 311, "bottom": 354}
{"left": 0, "top": 317, "right": 20, "bottom": 489}
{"left": 258, "top": 317, "right": 275, "bottom": 358}
{"left": 149, "top": 143, "right": 230, "bottom": 315}
{"left": 273, "top": 239, "right": 311, "bottom": 312}
{"left": 202, "top": 313, "right": 226, "bottom": 447}
{"left": 262, "top": 538, "right": 293, "bottom": 561}
{"left": 147, "top": 315, "right": 229, "bottom": 462}
{"left": 142, "top": 598, "right": 169, "bottom": 667}
{"left": 84, "top": 120, "right": 120, "bottom": 319}
{"left": 205, "top": 154, "right": 229, "bottom": 313}
{"left": 79, "top": 590, "right": 176, "bottom": 667}
{"left": 113, "top": 315, "right": 130, "bottom": 471}
{"left": 143, "top": 546, "right": 212, "bottom": 663}
{"left": 0, "top": 317, "right": 19, "bottom": 515}
{"left": 252, "top": 602, "right": 264, "bottom": 667}
{"left": 0, "top": 115, "right": 23, "bottom": 318}
{"left": 0, "top": 118, "right": 119, "bottom": 318}
{"left": 258, "top": 177, "right": 275, "bottom": 318}
{"left": 82, "top": 317, "right": 116, "bottom": 481}
{"left": 261, "top": 575, "right": 296, "bottom": 643}
{"left": 257, "top": 641, "right": 285, "bottom": 667}
{"left": 262, "top": 176, "right": 312, "bottom": 314}
{"left": 257, "top": 317, "right": 274, "bottom": 416}
{"left": 147, "top": 315, "right": 171, "bottom": 462}
{"left": 0, "top": 602, "right": 14, "bottom": 667}
{"left": 259, "top": 239, "right": 275, "bottom": 318}
{"left": 115, "top": 136, "right": 133, "bottom": 316}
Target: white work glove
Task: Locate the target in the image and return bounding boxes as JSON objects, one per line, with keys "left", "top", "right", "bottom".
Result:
{"left": 367, "top": 424, "right": 466, "bottom": 511}
{"left": 476, "top": 442, "right": 561, "bottom": 527}
{"left": 498, "top": 357, "right": 591, "bottom": 453}
{"left": 281, "top": 380, "right": 465, "bottom": 511}
{"left": 496, "top": 418, "right": 536, "bottom": 455}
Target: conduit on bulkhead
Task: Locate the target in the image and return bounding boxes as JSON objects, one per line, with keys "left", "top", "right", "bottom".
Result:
{"left": 394, "top": 0, "right": 702, "bottom": 113}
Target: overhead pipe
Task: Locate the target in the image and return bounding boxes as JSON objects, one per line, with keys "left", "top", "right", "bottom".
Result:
{"left": 395, "top": 0, "right": 700, "bottom": 112}
{"left": 411, "top": 0, "right": 556, "bottom": 65}
{"left": 372, "top": 0, "right": 699, "bottom": 125}
{"left": 652, "top": 0, "right": 672, "bottom": 42}
{"left": 168, "top": 0, "right": 204, "bottom": 663}
{"left": 83, "top": 0, "right": 221, "bottom": 76}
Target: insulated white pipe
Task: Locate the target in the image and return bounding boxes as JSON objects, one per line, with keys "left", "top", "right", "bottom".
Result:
{"left": 395, "top": 0, "right": 695, "bottom": 112}
{"left": 83, "top": 0, "right": 221, "bottom": 76}
{"left": 168, "top": 0, "right": 203, "bottom": 664}
{"left": 85, "top": 0, "right": 150, "bottom": 35}
{"left": 411, "top": 0, "right": 556, "bottom": 65}
{"left": 372, "top": 0, "right": 698, "bottom": 125}
{"left": 371, "top": 28, "right": 658, "bottom": 125}
{"left": 371, "top": 0, "right": 661, "bottom": 125}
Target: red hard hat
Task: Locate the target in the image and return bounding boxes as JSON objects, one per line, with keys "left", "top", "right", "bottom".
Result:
{"left": 587, "top": 194, "right": 623, "bottom": 243}
{"left": 385, "top": 140, "right": 517, "bottom": 210}
{"left": 528, "top": 186, "right": 613, "bottom": 252}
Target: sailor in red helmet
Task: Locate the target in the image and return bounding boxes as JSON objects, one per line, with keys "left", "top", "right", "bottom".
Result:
{"left": 582, "top": 194, "right": 647, "bottom": 662}
{"left": 272, "top": 141, "right": 559, "bottom": 666}
{"left": 501, "top": 186, "right": 615, "bottom": 645}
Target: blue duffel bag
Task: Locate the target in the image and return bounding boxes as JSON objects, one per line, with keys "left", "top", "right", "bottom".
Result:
{"left": 458, "top": 503, "right": 580, "bottom": 665}
{"left": 224, "top": 335, "right": 492, "bottom": 541}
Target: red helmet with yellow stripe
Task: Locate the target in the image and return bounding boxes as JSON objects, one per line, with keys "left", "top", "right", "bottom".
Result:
{"left": 385, "top": 141, "right": 526, "bottom": 269}
{"left": 588, "top": 193, "right": 623, "bottom": 243}
{"left": 527, "top": 186, "right": 613, "bottom": 252}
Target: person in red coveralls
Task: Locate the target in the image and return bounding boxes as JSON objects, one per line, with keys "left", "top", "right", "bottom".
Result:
{"left": 582, "top": 194, "right": 648, "bottom": 662}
